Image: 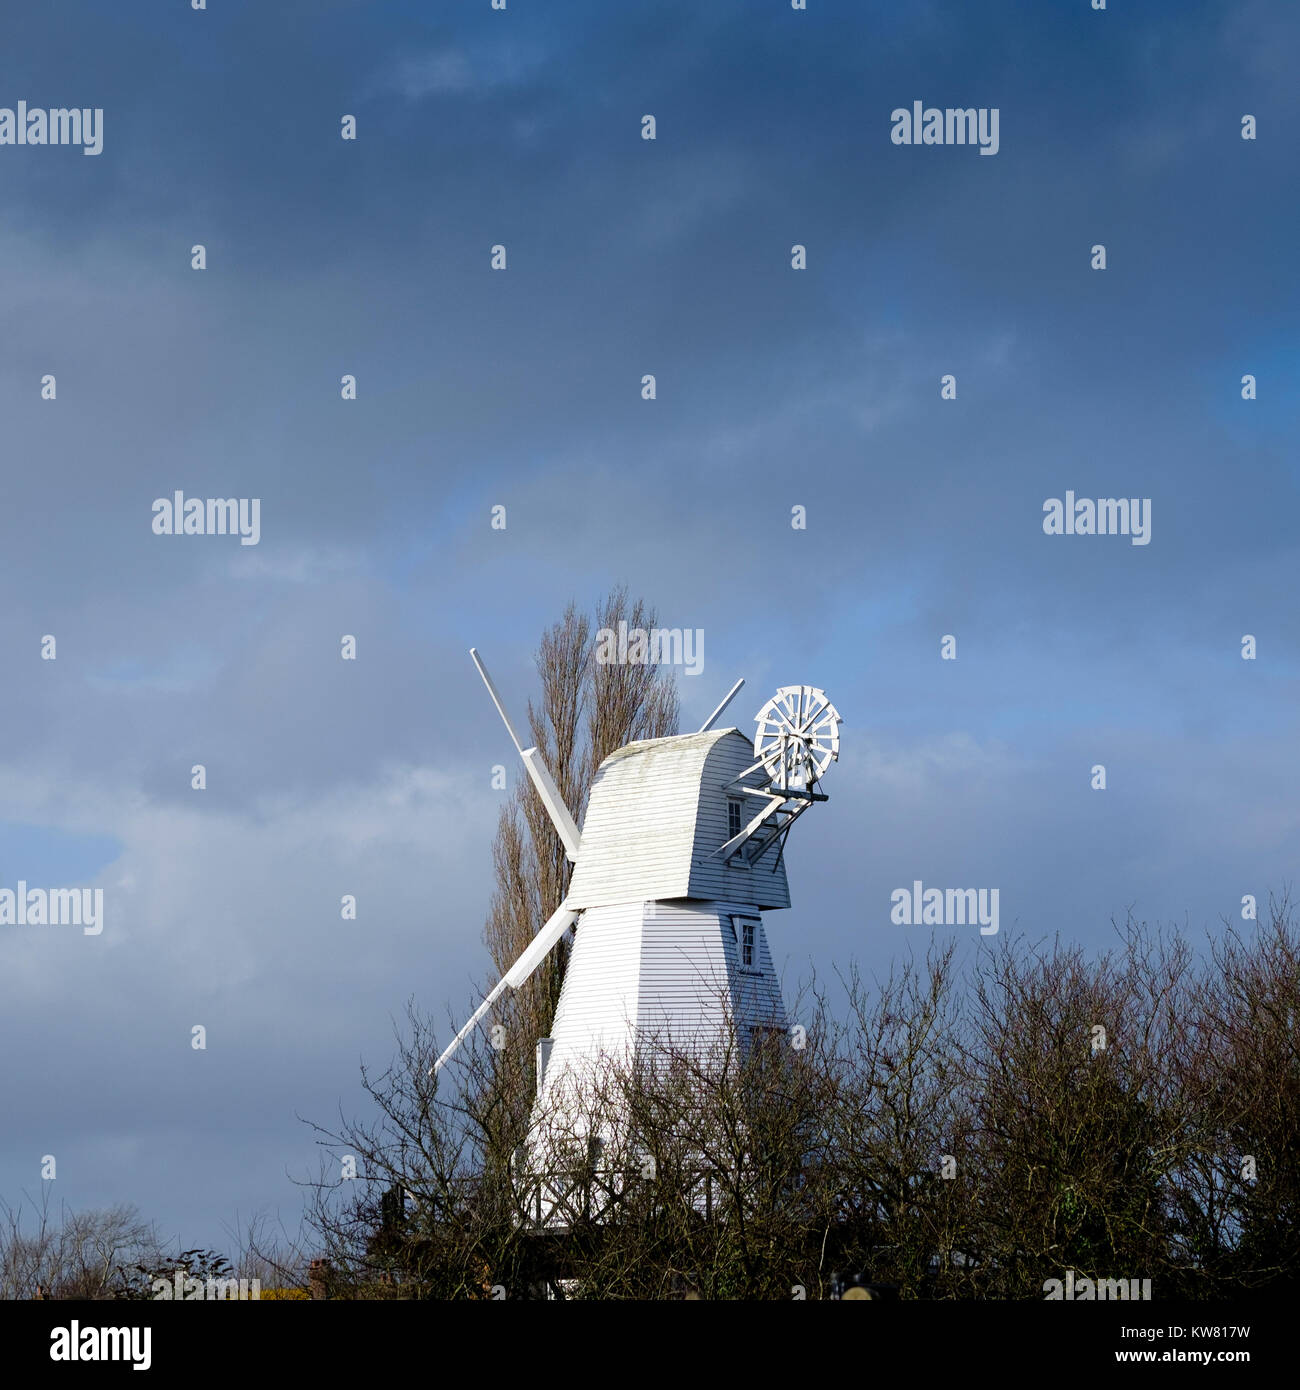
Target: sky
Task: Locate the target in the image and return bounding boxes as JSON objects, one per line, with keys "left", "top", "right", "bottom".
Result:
{"left": 1, "top": 0, "right": 1297, "bottom": 1258}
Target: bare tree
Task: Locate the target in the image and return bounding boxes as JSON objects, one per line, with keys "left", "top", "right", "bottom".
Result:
{"left": 954, "top": 924, "right": 1195, "bottom": 1297}
{"left": 1177, "top": 895, "right": 1300, "bottom": 1294}
{"left": 817, "top": 944, "right": 967, "bottom": 1297}
{"left": 0, "top": 1193, "right": 163, "bottom": 1300}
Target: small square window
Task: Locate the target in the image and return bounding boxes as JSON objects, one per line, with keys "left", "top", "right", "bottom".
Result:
{"left": 727, "top": 799, "right": 743, "bottom": 838}
{"left": 730, "top": 916, "right": 762, "bottom": 971}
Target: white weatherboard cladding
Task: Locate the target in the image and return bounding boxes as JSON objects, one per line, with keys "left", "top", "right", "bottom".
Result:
{"left": 565, "top": 728, "right": 790, "bottom": 912}
{"left": 540, "top": 901, "right": 644, "bottom": 1102}
{"left": 686, "top": 732, "right": 790, "bottom": 909}
{"left": 636, "top": 900, "right": 786, "bottom": 1044}
{"left": 537, "top": 899, "right": 787, "bottom": 1120}
{"left": 526, "top": 898, "right": 789, "bottom": 1228}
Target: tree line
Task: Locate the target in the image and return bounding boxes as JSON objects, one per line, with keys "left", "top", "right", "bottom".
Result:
{"left": 299, "top": 901, "right": 1298, "bottom": 1300}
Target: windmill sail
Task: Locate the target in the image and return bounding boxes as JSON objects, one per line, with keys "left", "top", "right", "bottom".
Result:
{"left": 433, "top": 902, "right": 578, "bottom": 1073}
{"left": 431, "top": 649, "right": 589, "bottom": 1073}
{"left": 470, "top": 648, "right": 581, "bottom": 862}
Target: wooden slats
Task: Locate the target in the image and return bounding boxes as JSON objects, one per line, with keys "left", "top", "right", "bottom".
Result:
{"left": 565, "top": 728, "right": 791, "bottom": 912}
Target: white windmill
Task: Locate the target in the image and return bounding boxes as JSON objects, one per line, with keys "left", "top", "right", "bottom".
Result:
{"left": 434, "top": 650, "right": 841, "bottom": 1165}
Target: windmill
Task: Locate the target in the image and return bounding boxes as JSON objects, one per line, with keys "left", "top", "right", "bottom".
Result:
{"left": 435, "top": 649, "right": 841, "bottom": 1165}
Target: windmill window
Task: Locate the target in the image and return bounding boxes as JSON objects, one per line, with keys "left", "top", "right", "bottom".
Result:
{"left": 727, "top": 798, "right": 743, "bottom": 839}
{"left": 729, "top": 916, "right": 761, "bottom": 972}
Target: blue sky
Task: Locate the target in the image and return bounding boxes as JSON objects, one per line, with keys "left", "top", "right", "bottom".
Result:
{"left": 1, "top": 0, "right": 1297, "bottom": 1256}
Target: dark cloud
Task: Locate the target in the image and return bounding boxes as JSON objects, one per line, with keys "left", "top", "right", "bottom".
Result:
{"left": 0, "top": 0, "right": 1295, "bottom": 1253}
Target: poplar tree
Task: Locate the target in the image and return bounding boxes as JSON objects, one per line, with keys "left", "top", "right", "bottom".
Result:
{"left": 481, "top": 588, "right": 679, "bottom": 1144}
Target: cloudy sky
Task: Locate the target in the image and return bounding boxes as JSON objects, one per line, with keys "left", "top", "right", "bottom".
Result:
{"left": 1, "top": 0, "right": 1297, "bottom": 1256}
